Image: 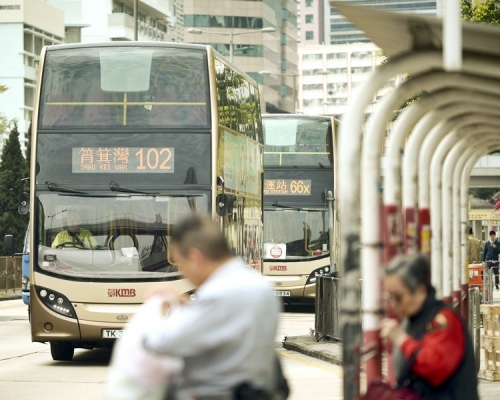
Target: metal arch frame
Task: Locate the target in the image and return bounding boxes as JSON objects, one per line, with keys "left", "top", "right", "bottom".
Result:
{"left": 437, "top": 127, "right": 500, "bottom": 299}
{"left": 336, "top": 50, "right": 443, "bottom": 399}
{"left": 360, "top": 73, "right": 500, "bottom": 381}
{"left": 360, "top": 70, "right": 500, "bottom": 380}
{"left": 448, "top": 135, "right": 500, "bottom": 316}
{"left": 426, "top": 114, "right": 500, "bottom": 299}
{"left": 331, "top": 2, "right": 500, "bottom": 396}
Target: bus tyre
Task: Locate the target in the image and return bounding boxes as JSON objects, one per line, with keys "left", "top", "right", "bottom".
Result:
{"left": 50, "top": 342, "right": 74, "bottom": 361}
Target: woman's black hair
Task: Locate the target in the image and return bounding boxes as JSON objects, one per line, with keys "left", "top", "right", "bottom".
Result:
{"left": 384, "top": 254, "right": 432, "bottom": 293}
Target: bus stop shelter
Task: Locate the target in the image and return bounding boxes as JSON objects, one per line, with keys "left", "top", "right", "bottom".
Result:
{"left": 331, "top": 2, "right": 500, "bottom": 398}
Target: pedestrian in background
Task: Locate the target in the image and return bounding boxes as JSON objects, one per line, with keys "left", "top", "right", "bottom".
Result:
{"left": 482, "top": 229, "right": 500, "bottom": 290}
{"left": 379, "top": 254, "right": 479, "bottom": 400}
{"left": 142, "top": 214, "right": 286, "bottom": 400}
{"left": 467, "top": 226, "right": 481, "bottom": 264}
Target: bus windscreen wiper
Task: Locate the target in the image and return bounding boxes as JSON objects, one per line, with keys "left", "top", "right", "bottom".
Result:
{"left": 47, "top": 182, "right": 87, "bottom": 194}
{"left": 109, "top": 180, "right": 157, "bottom": 194}
{"left": 271, "top": 200, "right": 301, "bottom": 211}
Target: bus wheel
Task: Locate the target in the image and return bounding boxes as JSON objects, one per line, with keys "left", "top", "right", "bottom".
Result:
{"left": 50, "top": 342, "right": 74, "bottom": 361}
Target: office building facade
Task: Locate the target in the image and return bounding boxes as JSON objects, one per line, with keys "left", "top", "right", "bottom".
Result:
{"left": 0, "top": 0, "right": 64, "bottom": 153}
{"left": 299, "top": 43, "right": 399, "bottom": 116}
{"left": 183, "top": 0, "right": 299, "bottom": 113}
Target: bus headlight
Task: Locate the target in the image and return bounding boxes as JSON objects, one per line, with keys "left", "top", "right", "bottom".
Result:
{"left": 36, "top": 286, "right": 76, "bottom": 318}
{"left": 306, "top": 266, "right": 330, "bottom": 285}
{"left": 22, "top": 275, "right": 29, "bottom": 291}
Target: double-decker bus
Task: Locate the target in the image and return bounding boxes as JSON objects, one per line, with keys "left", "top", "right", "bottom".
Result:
{"left": 262, "top": 114, "right": 338, "bottom": 302}
{"left": 28, "top": 42, "right": 263, "bottom": 360}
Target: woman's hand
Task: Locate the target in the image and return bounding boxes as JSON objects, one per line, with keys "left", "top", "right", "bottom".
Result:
{"left": 380, "top": 318, "right": 409, "bottom": 348}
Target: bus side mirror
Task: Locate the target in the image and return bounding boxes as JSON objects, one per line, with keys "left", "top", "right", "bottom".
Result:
{"left": 18, "top": 192, "right": 30, "bottom": 215}
{"left": 4, "top": 235, "right": 14, "bottom": 256}
{"left": 216, "top": 194, "right": 227, "bottom": 216}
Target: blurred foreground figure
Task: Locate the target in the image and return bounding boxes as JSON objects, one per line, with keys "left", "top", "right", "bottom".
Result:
{"left": 142, "top": 215, "right": 285, "bottom": 400}
{"left": 380, "top": 254, "right": 479, "bottom": 400}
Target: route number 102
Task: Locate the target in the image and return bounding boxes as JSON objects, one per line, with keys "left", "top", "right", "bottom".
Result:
{"left": 135, "top": 148, "right": 173, "bottom": 171}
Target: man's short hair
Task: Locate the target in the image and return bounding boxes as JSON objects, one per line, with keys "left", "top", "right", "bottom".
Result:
{"left": 469, "top": 227, "right": 473, "bottom": 235}
{"left": 490, "top": 230, "right": 497, "bottom": 236}
{"left": 171, "top": 214, "right": 232, "bottom": 260}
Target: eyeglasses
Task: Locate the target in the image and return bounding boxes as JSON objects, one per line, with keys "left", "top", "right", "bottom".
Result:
{"left": 383, "top": 292, "right": 403, "bottom": 304}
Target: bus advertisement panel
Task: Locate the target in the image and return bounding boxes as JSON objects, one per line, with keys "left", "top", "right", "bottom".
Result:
{"left": 262, "top": 115, "right": 338, "bottom": 302}
{"left": 29, "top": 42, "right": 263, "bottom": 360}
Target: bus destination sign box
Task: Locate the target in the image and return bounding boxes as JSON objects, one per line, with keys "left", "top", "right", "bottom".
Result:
{"left": 263, "top": 179, "right": 311, "bottom": 196}
{"left": 72, "top": 147, "right": 174, "bottom": 173}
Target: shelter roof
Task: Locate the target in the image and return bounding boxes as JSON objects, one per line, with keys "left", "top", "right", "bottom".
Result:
{"left": 330, "top": 1, "right": 500, "bottom": 59}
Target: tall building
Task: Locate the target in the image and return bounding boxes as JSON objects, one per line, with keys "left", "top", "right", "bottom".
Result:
{"left": 46, "top": 0, "right": 176, "bottom": 43}
{"left": 299, "top": 43, "right": 399, "bottom": 116}
{"left": 0, "top": 0, "right": 64, "bottom": 153}
{"left": 328, "top": 0, "right": 437, "bottom": 44}
{"left": 183, "top": 0, "right": 299, "bottom": 113}
{"left": 297, "top": 0, "right": 329, "bottom": 45}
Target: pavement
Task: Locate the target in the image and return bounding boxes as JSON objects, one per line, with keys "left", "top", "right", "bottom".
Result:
{"left": 0, "top": 289, "right": 22, "bottom": 301}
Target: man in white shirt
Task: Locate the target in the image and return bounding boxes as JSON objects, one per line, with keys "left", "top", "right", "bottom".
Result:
{"left": 142, "top": 215, "right": 282, "bottom": 400}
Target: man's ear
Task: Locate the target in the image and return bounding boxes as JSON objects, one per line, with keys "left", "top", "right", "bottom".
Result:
{"left": 187, "top": 247, "right": 205, "bottom": 268}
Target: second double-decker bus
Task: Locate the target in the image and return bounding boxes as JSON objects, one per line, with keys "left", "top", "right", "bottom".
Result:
{"left": 28, "top": 42, "right": 263, "bottom": 360}
{"left": 262, "top": 114, "right": 338, "bottom": 302}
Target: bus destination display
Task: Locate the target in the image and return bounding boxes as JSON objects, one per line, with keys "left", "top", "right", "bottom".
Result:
{"left": 72, "top": 147, "right": 174, "bottom": 173}
{"left": 263, "top": 179, "right": 311, "bottom": 196}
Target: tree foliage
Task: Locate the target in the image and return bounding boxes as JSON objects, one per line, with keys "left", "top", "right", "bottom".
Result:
{"left": 462, "top": 0, "right": 500, "bottom": 25}
{"left": 0, "top": 122, "right": 28, "bottom": 255}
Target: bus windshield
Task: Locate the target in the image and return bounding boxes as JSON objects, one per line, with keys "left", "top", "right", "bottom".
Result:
{"left": 39, "top": 46, "right": 209, "bottom": 129}
{"left": 263, "top": 117, "right": 332, "bottom": 167}
{"left": 36, "top": 192, "right": 208, "bottom": 279}
{"left": 263, "top": 208, "right": 329, "bottom": 259}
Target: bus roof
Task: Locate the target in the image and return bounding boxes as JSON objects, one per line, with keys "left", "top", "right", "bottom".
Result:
{"left": 263, "top": 114, "right": 337, "bottom": 122}
{"left": 44, "top": 41, "right": 211, "bottom": 53}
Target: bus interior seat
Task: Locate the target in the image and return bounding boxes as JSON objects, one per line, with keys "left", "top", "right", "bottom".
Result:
{"left": 149, "top": 92, "right": 181, "bottom": 125}
{"left": 83, "top": 92, "right": 117, "bottom": 126}
{"left": 42, "top": 92, "right": 76, "bottom": 127}
{"left": 184, "top": 91, "right": 208, "bottom": 126}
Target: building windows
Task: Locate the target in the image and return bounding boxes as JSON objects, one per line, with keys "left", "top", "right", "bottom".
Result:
{"left": 282, "top": 9, "right": 288, "bottom": 20}
{"left": 305, "top": 31, "right": 314, "bottom": 40}
{"left": 209, "top": 44, "right": 264, "bottom": 57}
{"left": 306, "top": 0, "right": 313, "bottom": 7}
{"left": 305, "top": 14, "right": 313, "bottom": 23}
{"left": 352, "top": 51, "right": 372, "bottom": 59}
{"left": 281, "top": 59, "right": 287, "bottom": 71}
{"left": 302, "top": 53, "right": 322, "bottom": 60}
{"left": 327, "top": 52, "right": 347, "bottom": 59}
{"left": 351, "top": 66, "right": 372, "bottom": 74}
{"left": 303, "top": 84, "right": 323, "bottom": 91}
{"left": 281, "top": 85, "right": 287, "bottom": 96}
{"left": 184, "top": 15, "right": 263, "bottom": 29}
{"left": 303, "top": 99, "right": 321, "bottom": 107}
{"left": 281, "top": 33, "right": 287, "bottom": 45}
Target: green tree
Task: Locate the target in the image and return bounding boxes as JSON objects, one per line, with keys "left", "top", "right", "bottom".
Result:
{"left": 462, "top": 0, "right": 500, "bottom": 24}
{"left": 0, "top": 122, "right": 28, "bottom": 255}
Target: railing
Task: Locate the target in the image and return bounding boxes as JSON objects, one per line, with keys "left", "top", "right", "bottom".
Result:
{"left": 0, "top": 256, "right": 22, "bottom": 294}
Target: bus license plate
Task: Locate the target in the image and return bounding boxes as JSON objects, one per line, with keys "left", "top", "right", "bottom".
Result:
{"left": 274, "top": 291, "right": 291, "bottom": 297}
{"left": 102, "top": 329, "right": 124, "bottom": 338}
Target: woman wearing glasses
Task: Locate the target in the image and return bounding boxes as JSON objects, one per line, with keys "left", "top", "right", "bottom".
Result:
{"left": 380, "top": 254, "right": 478, "bottom": 400}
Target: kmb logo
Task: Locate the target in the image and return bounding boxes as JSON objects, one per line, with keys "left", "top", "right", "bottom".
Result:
{"left": 270, "top": 265, "right": 287, "bottom": 271}
{"left": 108, "top": 288, "right": 136, "bottom": 297}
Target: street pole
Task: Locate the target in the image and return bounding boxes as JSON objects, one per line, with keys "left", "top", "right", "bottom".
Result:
{"left": 133, "top": 0, "right": 138, "bottom": 41}
{"left": 229, "top": 32, "right": 234, "bottom": 63}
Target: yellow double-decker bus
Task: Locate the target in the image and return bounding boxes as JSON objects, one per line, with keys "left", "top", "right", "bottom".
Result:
{"left": 262, "top": 114, "right": 338, "bottom": 302}
{"left": 28, "top": 42, "right": 263, "bottom": 360}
